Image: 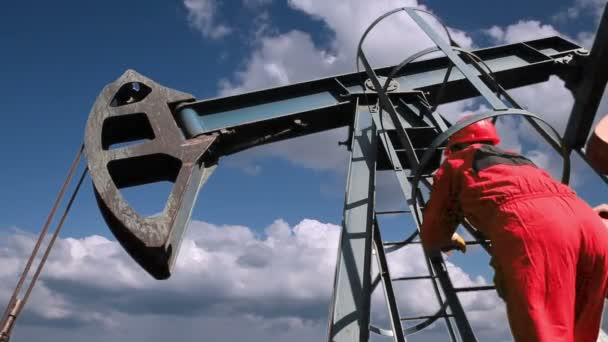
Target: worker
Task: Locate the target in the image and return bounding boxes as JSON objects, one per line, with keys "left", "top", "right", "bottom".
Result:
{"left": 420, "top": 116, "right": 608, "bottom": 342}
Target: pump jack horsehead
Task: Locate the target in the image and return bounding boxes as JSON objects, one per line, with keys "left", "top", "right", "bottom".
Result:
{"left": 4, "top": 6, "right": 608, "bottom": 342}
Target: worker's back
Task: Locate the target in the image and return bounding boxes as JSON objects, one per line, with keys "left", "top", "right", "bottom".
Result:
{"left": 440, "top": 143, "right": 608, "bottom": 341}
{"left": 443, "top": 143, "right": 576, "bottom": 240}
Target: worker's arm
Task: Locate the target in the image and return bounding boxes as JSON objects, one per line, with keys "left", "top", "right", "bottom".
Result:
{"left": 420, "top": 159, "right": 464, "bottom": 254}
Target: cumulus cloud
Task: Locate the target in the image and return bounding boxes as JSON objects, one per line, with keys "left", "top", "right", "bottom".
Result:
{"left": 554, "top": 0, "right": 607, "bottom": 22}
{"left": 510, "top": 77, "right": 574, "bottom": 136}
{"left": 1, "top": 219, "right": 508, "bottom": 341}
{"left": 552, "top": 1, "right": 606, "bottom": 50}
{"left": 218, "top": 1, "right": 477, "bottom": 174}
{"left": 14, "top": 312, "right": 327, "bottom": 342}
{"left": 222, "top": 0, "right": 474, "bottom": 94}
{"left": 183, "top": 0, "right": 232, "bottom": 39}
{"left": 487, "top": 7, "right": 602, "bottom": 50}
{"left": 186, "top": 0, "right": 604, "bottom": 186}
{"left": 485, "top": 20, "right": 565, "bottom": 44}
{"left": 479, "top": 17, "right": 605, "bottom": 186}
{"left": 219, "top": 30, "right": 339, "bottom": 95}
{"left": 286, "top": 0, "right": 473, "bottom": 69}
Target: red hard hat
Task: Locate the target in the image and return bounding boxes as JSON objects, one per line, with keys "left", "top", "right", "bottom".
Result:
{"left": 447, "top": 115, "right": 501, "bottom": 151}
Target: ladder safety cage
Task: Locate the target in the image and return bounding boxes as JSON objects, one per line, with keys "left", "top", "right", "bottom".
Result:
{"left": 334, "top": 6, "right": 608, "bottom": 342}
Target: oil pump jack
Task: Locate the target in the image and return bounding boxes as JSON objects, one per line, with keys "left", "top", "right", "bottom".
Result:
{"left": 3, "top": 6, "right": 608, "bottom": 342}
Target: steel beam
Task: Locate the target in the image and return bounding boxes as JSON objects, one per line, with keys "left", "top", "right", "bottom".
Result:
{"left": 84, "top": 70, "right": 220, "bottom": 279}
{"left": 371, "top": 217, "right": 407, "bottom": 342}
{"left": 328, "top": 104, "right": 376, "bottom": 342}
{"left": 565, "top": 4, "right": 608, "bottom": 149}
{"left": 370, "top": 111, "right": 461, "bottom": 341}
{"left": 174, "top": 37, "right": 583, "bottom": 151}
{"left": 84, "top": 35, "right": 588, "bottom": 282}
{"left": 405, "top": 8, "right": 507, "bottom": 111}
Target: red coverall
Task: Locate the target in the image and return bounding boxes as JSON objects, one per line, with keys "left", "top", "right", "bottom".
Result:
{"left": 420, "top": 143, "right": 608, "bottom": 342}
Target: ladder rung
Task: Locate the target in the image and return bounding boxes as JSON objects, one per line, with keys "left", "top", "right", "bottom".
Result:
{"left": 383, "top": 240, "right": 421, "bottom": 247}
{"left": 383, "top": 240, "right": 488, "bottom": 247}
{"left": 406, "top": 175, "right": 435, "bottom": 179}
{"left": 454, "top": 285, "right": 496, "bottom": 292}
{"left": 394, "top": 147, "right": 446, "bottom": 152}
{"left": 392, "top": 275, "right": 435, "bottom": 281}
{"left": 376, "top": 209, "right": 411, "bottom": 215}
{"left": 465, "top": 240, "right": 491, "bottom": 245}
{"left": 400, "top": 313, "right": 453, "bottom": 321}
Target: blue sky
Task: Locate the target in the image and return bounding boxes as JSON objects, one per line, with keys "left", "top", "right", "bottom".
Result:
{"left": 0, "top": 0, "right": 357, "bottom": 237}
{"left": 2, "top": 1, "right": 608, "bottom": 341}
{"left": 1, "top": 0, "right": 605, "bottom": 237}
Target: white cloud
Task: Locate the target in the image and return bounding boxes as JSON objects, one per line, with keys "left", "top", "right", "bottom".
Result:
{"left": 509, "top": 77, "right": 574, "bottom": 136}
{"left": 15, "top": 312, "right": 327, "bottom": 342}
{"left": 480, "top": 19, "right": 606, "bottom": 186}
{"left": 188, "top": 1, "right": 602, "bottom": 182}
{"left": 183, "top": 0, "right": 232, "bottom": 39}
{"left": 487, "top": 8, "right": 602, "bottom": 50}
{"left": 219, "top": 30, "right": 339, "bottom": 95}
{"left": 286, "top": 0, "right": 473, "bottom": 68}
{"left": 1, "top": 219, "right": 508, "bottom": 341}
{"left": 577, "top": 30, "right": 597, "bottom": 49}
{"left": 552, "top": 1, "right": 606, "bottom": 49}
{"left": 217, "top": 0, "right": 602, "bottom": 187}
{"left": 219, "top": 1, "right": 475, "bottom": 173}
{"left": 554, "top": 0, "right": 607, "bottom": 22}
{"left": 485, "top": 20, "right": 565, "bottom": 45}
{"left": 229, "top": 0, "right": 475, "bottom": 90}
{"left": 481, "top": 18, "right": 593, "bottom": 143}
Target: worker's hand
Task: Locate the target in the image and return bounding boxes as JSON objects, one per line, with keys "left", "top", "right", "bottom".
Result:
{"left": 441, "top": 233, "right": 467, "bottom": 254}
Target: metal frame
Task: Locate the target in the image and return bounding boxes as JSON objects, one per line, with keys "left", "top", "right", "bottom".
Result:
{"left": 74, "top": 6, "right": 608, "bottom": 342}
{"left": 84, "top": 70, "right": 219, "bottom": 279}
{"left": 348, "top": 8, "right": 573, "bottom": 341}
{"left": 565, "top": 4, "right": 608, "bottom": 150}
{"left": 327, "top": 103, "right": 376, "bottom": 341}
{"left": 83, "top": 35, "right": 587, "bottom": 280}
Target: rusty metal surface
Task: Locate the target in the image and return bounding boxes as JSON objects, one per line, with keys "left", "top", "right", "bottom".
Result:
{"left": 84, "top": 70, "right": 218, "bottom": 279}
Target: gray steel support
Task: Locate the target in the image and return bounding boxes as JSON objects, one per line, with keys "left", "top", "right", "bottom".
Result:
{"left": 328, "top": 105, "right": 376, "bottom": 342}
{"left": 371, "top": 111, "right": 461, "bottom": 341}
{"left": 371, "top": 218, "right": 407, "bottom": 342}
{"left": 406, "top": 8, "right": 566, "bottom": 166}
{"left": 84, "top": 35, "right": 586, "bottom": 282}
{"left": 405, "top": 8, "right": 507, "bottom": 111}
{"left": 176, "top": 36, "right": 582, "bottom": 142}
{"left": 565, "top": 4, "right": 608, "bottom": 149}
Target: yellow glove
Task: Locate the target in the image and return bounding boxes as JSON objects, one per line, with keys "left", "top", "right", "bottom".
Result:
{"left": 452, "top": 233, "right": 467, "bottom": 253}
{"left": 441, "top": 233, "right": 467, "bottom": 254}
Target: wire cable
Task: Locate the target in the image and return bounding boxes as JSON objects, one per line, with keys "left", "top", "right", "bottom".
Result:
{"left": 0, "top": 145, "right": 87, "bottom": 342}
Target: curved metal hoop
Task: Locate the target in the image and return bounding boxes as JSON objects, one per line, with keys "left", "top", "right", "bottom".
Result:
{"left": 370, "top": 302, "right": 450, "bottom": 336}
{"left": 356, "top": 7, "right": 454, "bottom": 69}
{"left": 383, "top": 229, "right": 420, "bottom": 254}
{"left": 410, "top": 109, "right": 572, "bottom": 227}
{"left": 382, "top": 46, "right": 498, "bottom": 112}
